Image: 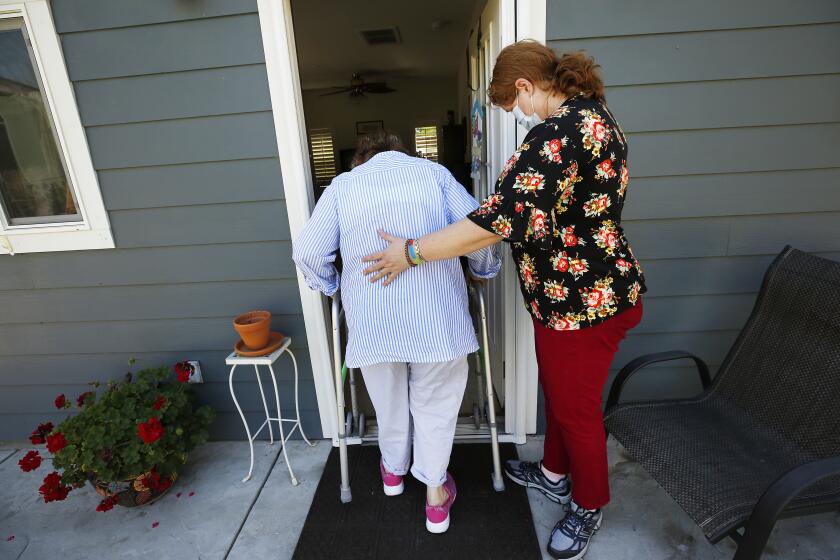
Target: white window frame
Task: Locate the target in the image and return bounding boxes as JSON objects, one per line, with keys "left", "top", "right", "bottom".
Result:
{"left": 413, "top": 120, "right": 440, "bottom": 162}
{"left": 307, "top": 127, "right": 338, "bottom": 186}
{"left": 0, "top": 0, "right": 113, "bottom": 255}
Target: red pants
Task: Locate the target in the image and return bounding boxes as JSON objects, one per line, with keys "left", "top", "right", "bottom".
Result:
{"left": 533, "top": 301, "right": 643, "bottom": 509}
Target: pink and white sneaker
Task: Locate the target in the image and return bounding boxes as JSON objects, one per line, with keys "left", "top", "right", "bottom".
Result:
{"left": 380, "top": 459, "right": 404, "bottom": 496}
{"left": 425, "top": 472, "right": 457, "bottom": 534}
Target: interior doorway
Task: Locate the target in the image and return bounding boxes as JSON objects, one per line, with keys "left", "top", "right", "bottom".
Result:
{"left": 255, "top": 0, "right": 543, "bottom": 442}
{"left": 290, "top": 0, "right": 513, "bottom": 442}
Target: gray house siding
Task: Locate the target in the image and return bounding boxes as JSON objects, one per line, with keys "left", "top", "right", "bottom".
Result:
{"left": 0, "top": 0, "right": 321, "bottom": 440}
{"left": 545, "top": 0, "right": 840, "bottom": 405}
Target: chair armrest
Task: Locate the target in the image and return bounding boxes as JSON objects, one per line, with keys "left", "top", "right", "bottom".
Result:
{"left": 734, "top": 455, "right": 840, "bottom": 560}
{"left": 605, "top": 350, "right": 712, "bottom": 413}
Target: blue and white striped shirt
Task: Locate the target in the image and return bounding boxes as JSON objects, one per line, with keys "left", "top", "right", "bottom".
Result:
{"left": 292, "top": 151, "right": 501, "bottom": 368}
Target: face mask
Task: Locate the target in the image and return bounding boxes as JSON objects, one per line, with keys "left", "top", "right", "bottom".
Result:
{"left": 511, "top": 90, "right": 542, "bottom": 131}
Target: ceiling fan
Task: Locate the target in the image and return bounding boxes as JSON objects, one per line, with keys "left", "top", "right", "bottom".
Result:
{"left": 320, "top": 73, "right": 396, "bottom": 97}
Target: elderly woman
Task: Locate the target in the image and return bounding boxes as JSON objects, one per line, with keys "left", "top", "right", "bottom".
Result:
{"left": 362, "top": 42, "right": 646, "bottom": 559}
{"left": 293, "top": 130, "right": 500, "bottom": 534}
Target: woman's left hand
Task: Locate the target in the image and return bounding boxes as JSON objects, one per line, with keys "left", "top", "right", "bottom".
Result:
{"left": 362, "top": 230, "right": 409, "bottom": 286}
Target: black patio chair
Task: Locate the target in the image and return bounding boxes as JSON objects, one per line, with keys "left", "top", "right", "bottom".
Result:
{"left": 604, "top": 246, "right": 840, "bottom": 560}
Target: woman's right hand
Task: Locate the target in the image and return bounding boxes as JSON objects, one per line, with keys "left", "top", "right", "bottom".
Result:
{"left": 362, "top": 230, "right": 410, "bottom": 286}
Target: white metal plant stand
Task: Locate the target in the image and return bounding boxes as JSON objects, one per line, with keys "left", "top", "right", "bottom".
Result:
{"left": 226, "top": 337, "right": 313, "bottom": 485}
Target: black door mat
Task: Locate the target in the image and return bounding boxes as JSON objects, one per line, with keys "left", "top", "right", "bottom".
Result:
{"left": 293, "top": 442, "right": 542, "bottom": 560}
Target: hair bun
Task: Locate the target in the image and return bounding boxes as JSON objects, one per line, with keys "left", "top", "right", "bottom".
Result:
{"left": 488, "top": 41, "right": 606, "bottom": 106}
{"left": 552, "top": 51, "right": 605, "bottom": 103}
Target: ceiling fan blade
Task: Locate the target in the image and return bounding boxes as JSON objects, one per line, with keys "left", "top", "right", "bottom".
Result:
{"left": 320, "top": 87, "right": 352, "bottom": 96}
{"left": 363, "top": 83, "right": 396, "bottom": 94}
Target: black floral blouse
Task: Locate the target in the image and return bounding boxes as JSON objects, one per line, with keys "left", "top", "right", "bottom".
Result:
{"left": 468, "top": 94, "right": 646, "bottom": 330}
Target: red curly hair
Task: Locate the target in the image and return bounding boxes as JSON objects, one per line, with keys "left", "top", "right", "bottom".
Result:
{"left": 488, "top": 40, "right": 605, "bottom": 106}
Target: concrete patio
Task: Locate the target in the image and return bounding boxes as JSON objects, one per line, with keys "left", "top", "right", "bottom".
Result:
{"left": 1, "top": 437, "right": 837, "bottom": 560}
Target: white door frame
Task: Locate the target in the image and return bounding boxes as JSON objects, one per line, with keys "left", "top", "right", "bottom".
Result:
{"left": 512, "top": 0, "right": 547, "bottom": 439}
{"left": 256, "top": 0, "right": 336, "bottom": 437}
{"left": 256, "top": 0, "right": 546, "bottom": 441}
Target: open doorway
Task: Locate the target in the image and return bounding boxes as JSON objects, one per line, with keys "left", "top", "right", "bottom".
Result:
{"left": 292, "top": 0, "right": 480, "bottom": 198}
{"left": 289, "top": 0, "right": 512, "bottom": 442}
{"left": 256, "top": 0, "right": 543, "bottom": 442}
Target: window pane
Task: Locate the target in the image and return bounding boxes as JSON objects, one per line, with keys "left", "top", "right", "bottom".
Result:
{"left": 0, "top": 18, "right": 80, "bottom": 225}
{"left": 308, "top": 128, "right": 337, "bottom": 186}
{"left": 414, "top": 125, "right": 439, "bottom": 162}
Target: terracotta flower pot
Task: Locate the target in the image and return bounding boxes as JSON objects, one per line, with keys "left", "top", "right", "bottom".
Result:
{"left": 233, "top": 310, "right": 271, "bottom": 350}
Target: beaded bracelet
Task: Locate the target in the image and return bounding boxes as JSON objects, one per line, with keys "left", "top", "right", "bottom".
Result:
{"left": 414, "top": 238, "right": 426, "bottom": 263}
{"left": 406, "top": 239, "right": 424, "bottom": 266}
{"left": 404, "top": 239, "right": 417, "bottom": 267}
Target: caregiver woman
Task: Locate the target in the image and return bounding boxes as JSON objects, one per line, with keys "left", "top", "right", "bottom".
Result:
{"left": 362, "top": 41, "right": 646, "bottom": 560}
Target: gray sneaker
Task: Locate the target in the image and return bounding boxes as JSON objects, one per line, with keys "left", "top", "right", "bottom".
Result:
{"left": 504, "top": 460, "right": 571, "bottom": 504}
{"left": 547, "top": 502, "right": 602, "bottom": 560}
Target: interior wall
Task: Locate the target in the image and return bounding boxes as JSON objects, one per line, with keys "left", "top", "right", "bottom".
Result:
{"left": 301, "top": 76, "right": 457, "bottom": 157}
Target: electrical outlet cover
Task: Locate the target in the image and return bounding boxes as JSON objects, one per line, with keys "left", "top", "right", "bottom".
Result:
{"left": 187, "top": 360, "right": 203, "bottom": 383}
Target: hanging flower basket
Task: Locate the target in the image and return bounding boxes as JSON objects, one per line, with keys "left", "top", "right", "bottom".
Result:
{"left": 20, "top": 360, "right": 214, "bottom": 512}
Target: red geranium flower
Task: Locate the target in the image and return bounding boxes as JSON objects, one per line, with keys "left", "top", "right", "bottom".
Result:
{"left": 46, "top": 432, "right": 68, "bottom": 454}
{"left": 174, "top": 361, "right": 192, "bottom": 383}
{"left": 19, "top": 450, "right": 42, "bottom": 472}
{"left": 54, "top": 394, "right": 67, "bottom": 409}
{"left": 137, "top": 417, "right": 164, "bottom": 445}
{"left": 43, "top": 472, "right": 61, "bottom": 486}
{"left": 76, "top": 391, "right": 93, "bottom": 408}
{"left": 140, "top": 469, "right": 173, "bottom": 492}
{"left": 47, "top": 485, "right": 70, "bottom": 502}
{"left": 29, "top": 422, "right": 54, "bottom": 445}
{"left": 39, "top": 471, "right": 71, "bottom": 503}
{"left": 96, "top": 495, "right": 119, "bottom": 512}
{"left": 152, "top": 395, "right": 166, "bottom": 410}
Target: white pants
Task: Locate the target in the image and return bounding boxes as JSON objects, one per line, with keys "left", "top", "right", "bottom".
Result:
{"left": 360, "top": 356, "right": 469, "bottom": 487}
